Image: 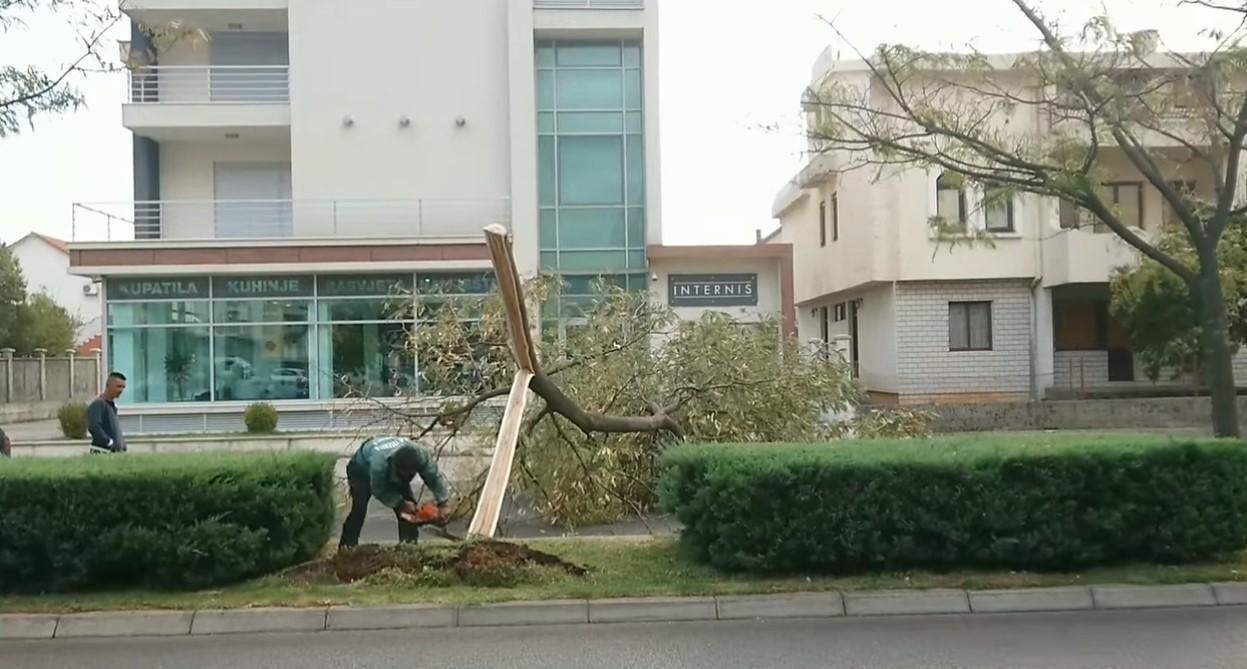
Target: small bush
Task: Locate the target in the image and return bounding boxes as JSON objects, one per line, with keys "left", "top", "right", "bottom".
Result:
{"left": 57, "top": 402, "right": 88, "bottom": 440}
{"left": 0, "top": 452, "right": 336, "bottom": 591}
{"left": 244, "top": 402, "right": 279, "bottom": 433}
{"left": 851, "top": 407, "right": 936, "bottom": 439}
{"left": 659, "top": 435, "right": 1247, "bottom": 573}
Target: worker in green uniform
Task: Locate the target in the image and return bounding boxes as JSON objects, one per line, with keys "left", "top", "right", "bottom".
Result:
{"left": 338, "top": 436, "right": 450, "bottom": 550}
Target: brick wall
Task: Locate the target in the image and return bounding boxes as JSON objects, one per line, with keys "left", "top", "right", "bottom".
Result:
{"left": 894, "top": 280, "right": 1033, "bottom": 397}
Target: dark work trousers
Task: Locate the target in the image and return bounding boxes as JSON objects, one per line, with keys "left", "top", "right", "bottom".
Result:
{"left": 339, "top": 458, "right": 420, "bottom": 549}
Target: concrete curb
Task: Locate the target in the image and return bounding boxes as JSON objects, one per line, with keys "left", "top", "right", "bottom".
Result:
{"left": 3, "top": 583, "right": 1246, "bottom": 641}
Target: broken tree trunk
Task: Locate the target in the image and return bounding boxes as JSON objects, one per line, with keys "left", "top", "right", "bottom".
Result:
{"left": 467, "top": 224, "right": 539, "bottom": 539}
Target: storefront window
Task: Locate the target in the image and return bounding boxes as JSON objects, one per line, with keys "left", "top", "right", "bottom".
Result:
{"left": 108, "top": 326, "right": 212, "bottom": 403}
{"left": 105, "top": 272, "right": 501, "bottom": 404}
{"left": 319, "top": 321, "right": 415, "bottom": 398}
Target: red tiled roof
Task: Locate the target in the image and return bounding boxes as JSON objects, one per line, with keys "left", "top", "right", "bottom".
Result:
{"left": 77, "top": 334, "right": 103, "bottom": 356}
{"left": 34, "top": 233, "right": 69, "bottom": 254}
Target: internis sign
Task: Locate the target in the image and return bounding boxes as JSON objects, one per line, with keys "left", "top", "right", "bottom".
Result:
{"left": 668, "top": 274, "right": 758, "bottom": 307}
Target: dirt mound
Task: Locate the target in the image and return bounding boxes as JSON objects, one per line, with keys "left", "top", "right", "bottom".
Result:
{"left": 289, "top": 541, "right": 587, "bottom": 586}
{"left": 453, "top": 541, "right": 589, "bottom": 580}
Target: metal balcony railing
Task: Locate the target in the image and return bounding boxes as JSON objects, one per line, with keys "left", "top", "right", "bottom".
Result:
{"left": 534, "top": 0, "right": 643, "bottom": 8}
{"left": 70, "top": 198, "right": 511, "bottom": 242}
{"left": 127, "top": 65, "right": 290, "bottom": 104}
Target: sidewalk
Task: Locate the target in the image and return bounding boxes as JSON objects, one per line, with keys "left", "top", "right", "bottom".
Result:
{"left": 3, "top": 419, "right": 62, "bottom": 442}
{"left": 3, "top": 583, "right": 1245, "bottom": 640}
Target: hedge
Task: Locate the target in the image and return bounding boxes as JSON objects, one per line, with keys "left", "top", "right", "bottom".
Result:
{"left": 0, "top": 452, "right": 336, "bottom": 592}
{"left": 659, "top": 435, "right": 1247, "bottom": 573}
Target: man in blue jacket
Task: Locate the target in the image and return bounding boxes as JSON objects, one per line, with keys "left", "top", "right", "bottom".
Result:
{"left": 338, "top": 436, "right": 451, "bottom": 550}
{"left": 87, "top": 372, "right": 127, "bottom": 454}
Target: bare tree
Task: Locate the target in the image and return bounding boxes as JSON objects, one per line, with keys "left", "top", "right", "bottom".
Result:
{"left": 806, "top": 0, "right": 1247, "bottom": 436}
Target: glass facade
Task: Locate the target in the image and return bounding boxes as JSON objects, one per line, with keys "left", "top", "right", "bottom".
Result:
{"left": 105, "top": 273, "right": 494, "bottom": 405}
{"left": 537, "top": 40, "right": 647, "bottom": 320}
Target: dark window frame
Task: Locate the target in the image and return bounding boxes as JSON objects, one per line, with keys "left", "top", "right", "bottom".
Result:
{"left": 831, "top": 192, "right": 839, "bottom": 241}
{"left": 984, "top": 188, "right": 1015, "bottom": 233}
{"left": 1103, "top": 181, "right": 1145, "bottom": 230}
{"left": 948, "top": 301, "right": 993, "bottom": 352}
{"left": 818, "top": 200, "right": 827, "bottom": 247}
{"left": 818, "top": 306, "right": 830, "bottom": 343}
{"left": 936, "top": 172, "right": 968, "bottom": 230}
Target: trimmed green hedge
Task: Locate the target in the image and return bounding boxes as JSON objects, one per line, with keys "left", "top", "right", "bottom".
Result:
{"left": 659, "top": 435, "right": 1247, "bottom": 573}
{"left": 0, "top": 452, "right": 336, "bottom": 592}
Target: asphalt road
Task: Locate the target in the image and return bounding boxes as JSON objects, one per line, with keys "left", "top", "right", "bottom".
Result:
{"left": 6, "top": 607, "right": 1247, "bottom": 669}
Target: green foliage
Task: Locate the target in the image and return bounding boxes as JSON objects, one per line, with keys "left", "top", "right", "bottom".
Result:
{"left": 244, "top": 402, "right": 279, "bottom": 433}
{"left": 412, "top": 278, "right": 859, "bottom": 526}
{"left": 0, "top": 452, "right": 336, "bottom": 591}
{"left": 1111, "top": 219, "right": 1247, "bottom": 381}
{"left": 0, "top": 247, "right": 80, "bottom": 354}
{"left": 57, "top": 402, "right": 87, "bottom": 439}
{"left": 0, "top": 244, "right": 26, "bottom": 346}
{"left": 659, "top": 435, "right": 1247, "bottom": 573}
{"left": 851, "top": 408, "right": 937, "bottom": 439}
{"left": 16, "top": 292, "right": 80, "bottom": 354}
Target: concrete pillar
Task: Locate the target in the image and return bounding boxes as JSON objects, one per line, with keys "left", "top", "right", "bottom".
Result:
{"left": 1032, "top": 284, "right": 1055, "bottom": 399}
{"left": 0, "top": 348, "right": 13, "bottom": 403}
{"left": 90, "top": 348, "right": 103, "bottom": 395}
{"left": 65, "top": 348, "right": 77, "bottom": 399}
{"left": 34, "top": 348, "right": 48, "bottom": 401}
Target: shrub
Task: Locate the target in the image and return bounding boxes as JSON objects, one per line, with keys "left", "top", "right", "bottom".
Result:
{"left": 851, "top": 407, "right": 936, "bottom": 439}
{"left": 57, "top": 402, "right": 88, "bottom": 440}
{"left": 244, "top": 402, "right": 279, "bottom": 433}
{"left": 659, "top": 435, "right": 1247, "bottom": 573}
{"left": 0, "top": 452, "right": 336, "bottom": 591}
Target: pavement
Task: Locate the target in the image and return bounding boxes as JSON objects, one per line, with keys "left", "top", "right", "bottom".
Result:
{"left": 5, "top": 607, "right": 1247, "bottom": 668}
{"left": 3, "top": 419, "right": 61, "bottom": 441}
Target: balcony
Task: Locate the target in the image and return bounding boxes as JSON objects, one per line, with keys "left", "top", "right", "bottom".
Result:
{"left": 70, "top": 198, "right": 511, "bottom": 243}
{"left": 1042, "top": 226, "right": 1143, "bottom": 287}
{"left": 534, "top": 0, "right": 644, "bottom": 7}
{"left": 123, "top": 65, "right": 290, "bottom": 139}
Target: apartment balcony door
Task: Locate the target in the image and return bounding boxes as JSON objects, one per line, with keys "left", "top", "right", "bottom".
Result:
{"left": 213, "top": 162, "right": 293, "bottom": 238}
{"left": 209, "top": 32, "right": 290, "bottom": 103}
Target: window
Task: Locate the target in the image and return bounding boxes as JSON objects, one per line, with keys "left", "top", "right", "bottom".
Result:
{"left": 935, "top": 172, "right": 967, "bottom": 231}
{"left": 1059, "top": 199, "right": 1084, "bottom": 229}
{"left": 108, "top": 326, "right": 211, "bottom": 403}
{"left": 833, "top": 302, "right": 847, "bottom": 322}
{"left": 1104, "top": 182, "right": 1143, "bottom": 230}
{"left": 537, "top": 40, "right": 646, "bottom": 281}
{"left": 819, "top": 306, "right": 829, "bottom": 343}
{"left": 831, "top": 193, "right": 839, "bottom": 241}
{"left": 819, "top": 200, "right": 827, "bottom": 247}
{"left": 1164, "top": 180, "right": 1198, "bottom": 228}
{"left": 949, "top": 301, "right": 992, "bottom": 351}
{"left": 984, "top": 187, "right": 1014, "bottom": 232}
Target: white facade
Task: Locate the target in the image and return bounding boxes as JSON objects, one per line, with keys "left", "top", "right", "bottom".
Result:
{"left": 9, "top": 234, "right": 102, "bottom": 345}
{"left": 68, "top": 0, "right": 664, "bottom": 425}
{"left": 774, "top": 49, "right": 1243, "bottom": 404}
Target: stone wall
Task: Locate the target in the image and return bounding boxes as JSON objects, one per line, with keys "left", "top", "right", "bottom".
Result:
{"left": 0, "top": 355, "right": 101, "bottom": 420}
{"left": 923, "top": 396, "right": 1247, "bottom": 433}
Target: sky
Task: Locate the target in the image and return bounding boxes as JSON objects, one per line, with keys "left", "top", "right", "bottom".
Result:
{"left": 0, "top": 0, "right": 1230, "bottom": 246}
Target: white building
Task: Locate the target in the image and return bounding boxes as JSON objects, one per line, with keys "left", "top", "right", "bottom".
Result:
{"left": 68, "top": 0, "right": 669, "bottom": 430}
{"left": 771, "top": 48, "right": 1247, "bottom": 405}
{"left": 8, "top": 233, "right": 102, "bottom": 346}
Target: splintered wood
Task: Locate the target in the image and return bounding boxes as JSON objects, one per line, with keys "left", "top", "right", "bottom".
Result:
{"left": 466, "top": 224, "right": 540, "bottom": 539}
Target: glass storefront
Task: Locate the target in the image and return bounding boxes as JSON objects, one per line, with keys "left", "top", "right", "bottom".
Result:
{"left": 105, "top": 272, "right": 493, "bottom": 405}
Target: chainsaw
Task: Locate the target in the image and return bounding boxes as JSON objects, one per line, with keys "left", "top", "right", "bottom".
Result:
{"left": 399, "top": 502, "right": 463, "bottom": 542}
